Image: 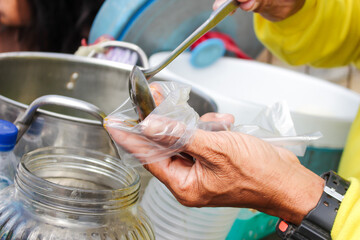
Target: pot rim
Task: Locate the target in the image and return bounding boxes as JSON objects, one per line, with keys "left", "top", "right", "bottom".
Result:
{"left": 0, "top": 52, "right": 135, "bottom": 125}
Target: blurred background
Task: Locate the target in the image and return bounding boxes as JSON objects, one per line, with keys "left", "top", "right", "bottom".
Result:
{"left": 1, "top": 0, "right": 359, "bottom": 93}
{"left": 0, "top": 0, "right": 104, "bottom": 53}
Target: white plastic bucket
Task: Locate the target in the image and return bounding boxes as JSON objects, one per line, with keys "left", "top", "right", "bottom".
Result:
{"left": 141, "top": 178, "right": 238, "bottom": 240}
{"left": 150, "top": 52, "right": 360, "bottom": 175}
{"left": 150, "top": 52, "right": 360, "bottom": 149}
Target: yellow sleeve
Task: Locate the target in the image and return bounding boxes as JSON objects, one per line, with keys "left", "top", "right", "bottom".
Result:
{"left": 254, "top": 1, "right": 360, "bottom": 237}
{"left": 254, "top": 0, "right": 360, "bottom": 68}
{"left": 338, "top": 109, "right": 360, "bottom": 179}
{"left": 332, "top": 178, "right": 360, "bottom": 239}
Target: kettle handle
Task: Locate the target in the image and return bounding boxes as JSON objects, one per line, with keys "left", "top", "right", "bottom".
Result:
{"left": 14, "top": 95, "right": 106, "bottom": 143}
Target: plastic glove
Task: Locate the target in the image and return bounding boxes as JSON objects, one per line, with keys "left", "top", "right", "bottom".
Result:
{"left": 106, "top": 112, "right": 324, "bottom": 225}
{"left": 213, "top": 0, "right": 305, "bottom": 21}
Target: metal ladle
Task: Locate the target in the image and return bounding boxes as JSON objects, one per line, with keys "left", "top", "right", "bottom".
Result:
{"left": 128, "top": 0, "right": 240, "bottom": 120}
{"left": 128, "top": 0, "right": 240, "bottom": 161}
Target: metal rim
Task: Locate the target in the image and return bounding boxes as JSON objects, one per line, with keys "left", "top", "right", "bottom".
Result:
{"left": 0, "top": 52, "right": 135, "bottom": 125}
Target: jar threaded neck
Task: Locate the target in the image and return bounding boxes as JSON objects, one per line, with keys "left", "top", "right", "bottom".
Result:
{"left": 15, "top": 147, "right": 140, "bottom": 215}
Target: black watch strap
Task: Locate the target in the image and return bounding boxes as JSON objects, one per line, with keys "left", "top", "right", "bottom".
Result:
{"left": 276, "top": 171, "right": 350, "bottom": 240}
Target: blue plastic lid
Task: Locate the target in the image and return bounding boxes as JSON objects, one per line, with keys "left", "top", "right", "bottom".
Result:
{"left": 0, "top": 120, "right": 18, "bottom": 151}
{"left": 190, "top": 38, "right": 226, "bottom": 68}
{"left": 89, "top": 0, "right": 150, "bottom": 43}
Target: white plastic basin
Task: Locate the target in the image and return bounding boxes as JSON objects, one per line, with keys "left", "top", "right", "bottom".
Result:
{"left": 150, "top": 52, "right": 360, "bottom": 148}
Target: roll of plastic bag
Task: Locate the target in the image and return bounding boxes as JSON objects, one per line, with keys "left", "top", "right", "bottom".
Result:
{"left": 104, "top": 81, "right": 321, "bottom": 166}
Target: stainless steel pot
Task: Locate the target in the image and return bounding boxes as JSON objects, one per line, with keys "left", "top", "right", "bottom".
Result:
{"left": 0, "top": 52, "right": 217, "bottom": 157}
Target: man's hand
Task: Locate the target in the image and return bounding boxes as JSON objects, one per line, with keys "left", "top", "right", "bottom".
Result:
{"left": 213, "top": 0, "right": 305, "bottom": 21}
{"left": 107, "top": 113, "right": 324, "bottom": 225}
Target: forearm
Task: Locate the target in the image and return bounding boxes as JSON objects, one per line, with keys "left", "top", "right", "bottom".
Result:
{"left": 262, "top": 163, "right": 324, "bottom": 225}
{"left": 246, "top": 147, "right": 324, "bottom": 225}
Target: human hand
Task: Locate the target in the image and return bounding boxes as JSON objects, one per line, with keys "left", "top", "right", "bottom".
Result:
{"left": 107, "top": 113, "right": 324, "bottom": 225}
{"left": 213, "top": 0, "right": 305, "bottom": 21}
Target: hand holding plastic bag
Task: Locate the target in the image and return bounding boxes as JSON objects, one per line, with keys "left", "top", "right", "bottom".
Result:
{"left": 105, "top": 82, "right": 199, "bottom": 166}
{"left": 106, "top": 104, "right": 324, "bottom": 225}
{"left": 104, "top": 81, "right": 324, "bottom": 225}
{"left": 104, "top": 81, "right": 321, "bottom": 166}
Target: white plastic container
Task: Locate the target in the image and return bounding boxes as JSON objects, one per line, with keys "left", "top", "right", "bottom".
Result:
{"left": 150, "top": 52, "right": 360, "bottom": 149}
{"left": 141, "top": 178, "right": 239, "bottom": 240}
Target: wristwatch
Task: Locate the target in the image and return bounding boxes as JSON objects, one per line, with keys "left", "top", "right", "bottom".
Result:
{"left": 276, "top": 171, "right": 350, "bottom": 240}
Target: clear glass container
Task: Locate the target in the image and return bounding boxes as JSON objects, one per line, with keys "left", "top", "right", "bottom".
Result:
{"left": 0, "top": 151, "right": 17, "bottom": 189}
{"left": 0, "top": 147, "right": 155, "bottom": 239}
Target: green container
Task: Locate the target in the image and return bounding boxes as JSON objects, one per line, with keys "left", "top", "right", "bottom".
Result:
{"left": 226, "top": 209, "right": 278, "bottom": 240}
{"left": 298, "top": 146, "right": 342, "bottom": 176}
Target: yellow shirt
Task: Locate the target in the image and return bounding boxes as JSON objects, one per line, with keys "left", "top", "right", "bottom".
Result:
{"left": 254, "top": 0, "right": 360, "bottom": 238}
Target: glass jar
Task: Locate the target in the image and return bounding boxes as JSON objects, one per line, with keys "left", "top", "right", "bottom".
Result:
{"left": 0, "top": 147, "right": 155, "bottom": 239}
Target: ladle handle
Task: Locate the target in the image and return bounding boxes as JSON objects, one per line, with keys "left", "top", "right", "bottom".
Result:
{"left": 14, "top": 95, "right": 106, "bottom": 142}
{"left": 142, "top": 0, "right": 240, "bottom": 79}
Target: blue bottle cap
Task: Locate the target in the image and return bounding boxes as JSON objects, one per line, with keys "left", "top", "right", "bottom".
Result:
{"left": 0, "top": 120, "right": 18, "bottom": 151}
{"left": 190, "top": 38, "right": 226, "bottom": 68}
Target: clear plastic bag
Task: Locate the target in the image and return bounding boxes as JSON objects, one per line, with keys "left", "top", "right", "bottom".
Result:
{"left": 104, "top": 81, "right": 321, "bottom": 166}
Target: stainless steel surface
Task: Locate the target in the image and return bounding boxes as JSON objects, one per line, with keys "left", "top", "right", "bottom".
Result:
{"left": 87, "top": 40, "right": 150, "bottom": 68}
{"left": 14, "top": 95, "right": 106, "bottom": 142}
{"left": 0, "top": 52, "right": 217, "bottom": 158}
{"left": 129, "top": 66, "right": 156, "bottom": 121}
{"left": 141, "top": 0, "right": 240, "bottom": 79}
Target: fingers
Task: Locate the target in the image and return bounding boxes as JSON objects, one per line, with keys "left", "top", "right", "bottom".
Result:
{"left": 140, "top": 115, "right": 189, "bottom": 148}
{"left": 199, "top": 113, "right": 234, "bottom": 131}
{"left": 199, "top": 112, "right": 234, "bottom": 124}
{"left": 139, "top": 114, "right": 228, "bottom": 159}
{"left": 107, "top": 124, "right": 194, "bottom": 186}
{"left": 106, "top": 116, "right": 196, "bottom": 186}
{"left": 106, "top": 127, "right": 156, "bottom": 165}
{"left": 149, "top": 82, "right": 166, "bottom": 106}
{"left": 144, "top": 155, "right": 194, "bottom": 186}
